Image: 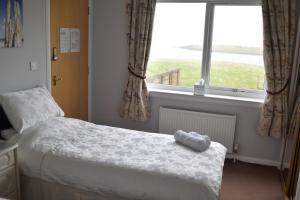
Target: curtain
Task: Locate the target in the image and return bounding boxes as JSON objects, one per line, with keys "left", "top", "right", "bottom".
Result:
{"left": 286, "top": 96, "right": 300, "bottom": 197}
{"left": 285, "top": 15, "right": 300, "bottom": 198}
{"left": 280, "top": 15, "right": 300, "bottom": 169}
{"left": 257, "top": 0, "right": 296, "bottom": 138}
{"left": 120, "top": 0, "right": 156, "bottom": 121}
{"left": 289, "top": 16, "right": 300, "bottom": 115}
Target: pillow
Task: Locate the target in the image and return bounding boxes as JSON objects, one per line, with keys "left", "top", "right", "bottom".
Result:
{"left": 1, "top": 128, "right": 17, "bottom": 140}
{"left": 0, "top": 87, "right": 64, "bottom": 133}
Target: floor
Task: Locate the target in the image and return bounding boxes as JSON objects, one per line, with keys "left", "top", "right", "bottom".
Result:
{"left": 220, "top": 160, "right": 283, "bottom": 200}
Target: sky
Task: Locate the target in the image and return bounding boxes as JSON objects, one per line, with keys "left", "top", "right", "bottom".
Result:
{"left": 151, "top": 3, "right": 263, "bottom": 49}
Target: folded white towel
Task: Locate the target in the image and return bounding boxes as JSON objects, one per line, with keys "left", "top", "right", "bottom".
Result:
{"left": 174, "top": 130, "right": 211, "bottom": 152}
{"left": 190, "top": 131, "right": 203, "bottom": 137}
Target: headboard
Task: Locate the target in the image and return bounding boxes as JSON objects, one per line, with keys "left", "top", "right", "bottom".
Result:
{"left": 0, "top": 106, "right": 12, "bottom": 132}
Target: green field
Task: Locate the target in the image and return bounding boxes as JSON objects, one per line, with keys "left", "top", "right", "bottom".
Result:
{"left": 147, "top": 59, "right": 265, "bottom": 90}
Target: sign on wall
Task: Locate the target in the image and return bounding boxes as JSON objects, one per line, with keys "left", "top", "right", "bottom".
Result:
{"left": 60, "top": 28, "right": 80, "bottom": 53}
{"left": 70, "top": 28, "right": 80, "bottom": 53}
{"left": 60, "top": 28, "right": 71, "bottom": 53}
{"left": 0, "top": 0, "right": 24, "bottom": 48}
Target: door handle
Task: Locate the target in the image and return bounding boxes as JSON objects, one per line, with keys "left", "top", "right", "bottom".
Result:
{"left": 53, "top": 75, "right": 62, "bottom": 86}
{"left": 52, "top": 47, "right": 58, "bottom": 61}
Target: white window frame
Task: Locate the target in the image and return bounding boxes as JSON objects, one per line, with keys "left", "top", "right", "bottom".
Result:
{"left": 148, "top": 0, "right": 266, "bottom": 99}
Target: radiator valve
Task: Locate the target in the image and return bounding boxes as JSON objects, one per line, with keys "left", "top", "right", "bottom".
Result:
{"left": 233, "top": 143, "right": 239, "bottom": 163}
{"left": 233, "top": 143, "right": 239, "bottom": 153}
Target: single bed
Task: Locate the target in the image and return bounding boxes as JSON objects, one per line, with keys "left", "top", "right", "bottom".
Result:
{"left": 0, "top": 87, "right": 227, "bottom": 200}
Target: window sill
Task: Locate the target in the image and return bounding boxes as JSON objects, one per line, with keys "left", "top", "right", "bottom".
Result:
{"left": 149, "top": 88, "right": 264, "bottom": 108}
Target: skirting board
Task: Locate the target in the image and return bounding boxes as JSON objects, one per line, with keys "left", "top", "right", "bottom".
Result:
{"left": 226, "top": 154, "right": 288, "bottom": 169}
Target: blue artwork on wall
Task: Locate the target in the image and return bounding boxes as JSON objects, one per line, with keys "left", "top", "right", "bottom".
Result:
{"left": 0, "top": 0, "right": 23, "bottom": 48}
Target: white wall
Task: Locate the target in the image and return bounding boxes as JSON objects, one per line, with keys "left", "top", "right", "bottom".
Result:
{"left": 0, "top": 0, "right": 47, "bottom": 93}
{"left": 92, "top": 0, "right": 283, "bottom": 165}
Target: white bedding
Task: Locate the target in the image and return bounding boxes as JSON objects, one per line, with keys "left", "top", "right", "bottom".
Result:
{"left": 17, "top": 117, "right": 227, "bottom": 200}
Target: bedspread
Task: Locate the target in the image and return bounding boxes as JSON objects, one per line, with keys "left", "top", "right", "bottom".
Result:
{"left": 18, "top": 117, "right": 227, "bottom": 200}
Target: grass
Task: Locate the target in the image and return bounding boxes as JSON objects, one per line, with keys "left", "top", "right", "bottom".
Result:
{"left": 147, "top": 59, "right": 265, "bottom": 90}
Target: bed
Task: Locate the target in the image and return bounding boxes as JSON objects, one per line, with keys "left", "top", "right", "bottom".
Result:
{"left": 0, "top": 87, "right": 227, "bottom": 200}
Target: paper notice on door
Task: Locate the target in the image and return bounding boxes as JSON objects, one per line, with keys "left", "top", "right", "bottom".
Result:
{"left": 60, "top": 28, "right": 71, "bottom": 53}
{"left": 71, "top": 29, "right": 80, "bottom": 53}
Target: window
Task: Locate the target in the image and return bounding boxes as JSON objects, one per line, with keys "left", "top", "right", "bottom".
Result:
{"left": 147, "top": 1, "right": 265, "bottom": 98}
{"left": 147, "top": 3, "right": 206, "bottom": 88}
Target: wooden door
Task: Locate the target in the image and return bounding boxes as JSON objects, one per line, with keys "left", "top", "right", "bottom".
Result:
{"left": 50, "top": 0, "right": 89, "bottom": 120}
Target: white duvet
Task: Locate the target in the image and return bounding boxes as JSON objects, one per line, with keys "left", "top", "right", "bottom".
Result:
{"left": 17, "top": 117, "right": 227, "bottom": 200}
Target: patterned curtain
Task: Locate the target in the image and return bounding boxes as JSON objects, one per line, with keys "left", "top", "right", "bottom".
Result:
{"left": 286, "top": 95, "right": 300, "bottom": 197}
{"left": 119, "top": 0, "right": 156, "bottom": 121}
{"left": 257, "top": 0, "right": 296, "bottom": 138}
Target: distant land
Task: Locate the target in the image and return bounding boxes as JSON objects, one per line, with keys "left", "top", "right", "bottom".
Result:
{"left": 180, "top": 44, "right": 263, "bottom": 55}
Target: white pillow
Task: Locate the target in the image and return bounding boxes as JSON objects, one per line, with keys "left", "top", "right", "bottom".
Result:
{"left": 1, "top": 128, "right": 18, "bottom": 140}
{"left": 0, "top": 87, "right": 64, "bottom": 133}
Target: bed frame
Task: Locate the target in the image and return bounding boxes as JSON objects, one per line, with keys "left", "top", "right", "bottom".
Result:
{"left": 21, "top": 175, "right": 136, "bottom": 200}
{"left": 1, "top": 107, "right": 223, "bottom": 200}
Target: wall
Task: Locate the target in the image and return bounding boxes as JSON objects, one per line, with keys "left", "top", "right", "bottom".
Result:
{"left": 92, "top": 0, "right": 284, "bottom": 165}
{"left": 0, "top": 0, "right": 47, "bottom": 93}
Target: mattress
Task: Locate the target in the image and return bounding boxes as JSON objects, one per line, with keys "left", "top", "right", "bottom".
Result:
{"left": 17, "top": 117, "right": 227, "bottom": 200}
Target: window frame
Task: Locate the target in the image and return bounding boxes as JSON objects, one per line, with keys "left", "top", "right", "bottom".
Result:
{"left": 148, "top": 0, "right": 266, "bottom": 100}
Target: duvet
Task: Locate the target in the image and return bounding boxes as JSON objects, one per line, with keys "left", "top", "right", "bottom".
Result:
{"left": 17, "top": 117, "right": 227, "bottom": 200}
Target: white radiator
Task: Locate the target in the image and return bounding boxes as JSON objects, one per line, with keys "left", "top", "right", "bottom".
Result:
{"left": 159, "top": 107, "right": 236, "bottom": 153}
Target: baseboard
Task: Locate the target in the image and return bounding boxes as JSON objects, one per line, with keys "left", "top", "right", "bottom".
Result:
{"left": 226, "top": 154, "right": 283, "bottom": 168}
{"left": 237, "top": 155, "right": 280, "bottom": 167}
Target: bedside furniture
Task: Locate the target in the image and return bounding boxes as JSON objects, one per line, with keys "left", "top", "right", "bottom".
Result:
{"left": 0, "top": 142, "right": 20, "bottom": 200}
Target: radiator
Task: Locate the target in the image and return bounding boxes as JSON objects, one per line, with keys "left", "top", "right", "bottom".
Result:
{"left": 159, "top": 107, "right": 237, "bottom": 153}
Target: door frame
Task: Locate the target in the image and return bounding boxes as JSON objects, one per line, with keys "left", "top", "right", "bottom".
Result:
{"left": 45, "top": 0, "right": 93, "bottom": 121}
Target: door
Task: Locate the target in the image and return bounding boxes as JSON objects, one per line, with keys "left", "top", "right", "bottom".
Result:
{"left": 50, "top": 0, "right": 89, "bottom": 120}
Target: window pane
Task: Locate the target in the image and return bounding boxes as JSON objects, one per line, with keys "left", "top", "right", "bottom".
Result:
{"left": 147, "top": 3, "right": 206, "bottom": 87}
{"left": 209, "top": 6, "right": 265, "bottom": 91}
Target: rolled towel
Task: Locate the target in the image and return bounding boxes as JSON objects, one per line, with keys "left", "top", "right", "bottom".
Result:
{"left": 174, "top": 130, "right": 211, "bottom": 152}
{"left": 190, "top": 131, "right": 203, "bottom": 137}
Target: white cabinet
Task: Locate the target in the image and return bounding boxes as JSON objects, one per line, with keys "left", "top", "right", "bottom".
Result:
{"left": 0, "top": 144, "right": 20, "bottom": 200}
